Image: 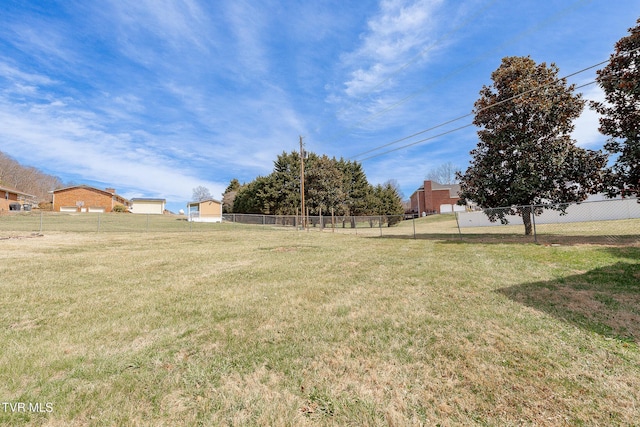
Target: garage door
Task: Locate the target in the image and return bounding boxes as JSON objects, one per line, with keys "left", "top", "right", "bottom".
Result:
{"left": 60, "top": 206, "right": 77, "bottom": 212}
{"left": 88, "top": 207, "right": 105, "bottom": 213}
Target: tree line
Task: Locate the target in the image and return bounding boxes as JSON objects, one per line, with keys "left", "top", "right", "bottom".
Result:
{"left": 0, "top": 151, "right": 62, "bottom": 204}
{"left": 222, "top": 151, "right": 404, "bottom": 222}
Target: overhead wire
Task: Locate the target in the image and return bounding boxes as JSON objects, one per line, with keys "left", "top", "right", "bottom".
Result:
{"left": 311, "top": 0, "right": 500, "bottom": 149}
{"left": 323, "top": 0, "right": 591, "bottom": 147}
{"left": 351, "top": 46, "right": 640, "bottom": 162}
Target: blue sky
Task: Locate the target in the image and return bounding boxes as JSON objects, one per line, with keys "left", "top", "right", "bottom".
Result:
{"left": 0, "top": 0, "right": 637, "bottom": 213}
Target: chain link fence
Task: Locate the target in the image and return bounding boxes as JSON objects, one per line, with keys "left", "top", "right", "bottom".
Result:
{"left": 454, "top": 198, "right": 640, "bottom": 244}
{"left": 1, "top": 198, "right": 638, "bottom": 245}
{"left": 0, "top": 211, "right": 207, "bottom": 234}
{"left": 223, "top": 198, "right": 640, "bottom": 244}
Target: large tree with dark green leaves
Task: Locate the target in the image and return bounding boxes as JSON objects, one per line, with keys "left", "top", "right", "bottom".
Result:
{"left": 457, "top": 56, "right": 607, "bottom": 235}
{"left": 592, "top": 18, "right": 640, "bottom": 197}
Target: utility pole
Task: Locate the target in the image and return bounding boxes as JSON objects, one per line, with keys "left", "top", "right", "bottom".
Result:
{"left": 299, "top": 135, "right": 306, "bottom": 229}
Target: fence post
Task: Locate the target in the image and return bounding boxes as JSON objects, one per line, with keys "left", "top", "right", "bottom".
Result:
{"left": 97, "top": 213, "right": 101, "bottom": 232}
{"left": 40, "top": 211, "right": 43, "bottom": 233}
{"left": 146, "top": 214, "right": 150, "bottom": 232}
{"left": 454, "top": 212, "right": 462, "bottom": 240}
{"left": 331, "top": 208, "right": 335, "bottom": 232}
{"left": 413, "top": 215, "right": 416, "bottom": 239}
{"left": 531, "top": 205, "right": 538, "bottom": 244}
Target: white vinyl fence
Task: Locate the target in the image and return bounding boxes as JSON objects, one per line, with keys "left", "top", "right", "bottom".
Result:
{"left": 457, "top": 198, "right": 640, "bottom": 228}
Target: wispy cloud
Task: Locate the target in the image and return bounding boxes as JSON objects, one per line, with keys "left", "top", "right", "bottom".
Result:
{"left": 0, "top": 0, "right": 634, "bottom": 209}
{"left": 340, "top": 0, "right": 443, "bottom": 98}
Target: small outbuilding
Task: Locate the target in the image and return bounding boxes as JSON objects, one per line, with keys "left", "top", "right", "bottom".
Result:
{"left": 130, "top": 198, "right": 166, "bottom": 215}
{"left": 186, "top": 199, "right": 222, "bottom": 222}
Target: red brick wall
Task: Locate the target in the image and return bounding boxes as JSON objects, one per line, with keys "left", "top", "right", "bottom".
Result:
{"left": 53, "top": 187, "right": 119, "bottom": 212}
{"left": 411, "top": 181, "right": 460, "bottom": 214}
{"left": 0, "top": 191, "right": 20, "bottom": 212}
{"left": 429, "top": 188, "right": 459, "bottom": 213}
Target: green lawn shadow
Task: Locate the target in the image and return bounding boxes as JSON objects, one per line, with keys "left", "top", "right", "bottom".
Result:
{"left": 377, "top": 232, "right": 640, "bottom": 246}
{"left": 498, "top": 258, "right": 640, "bottom": 343}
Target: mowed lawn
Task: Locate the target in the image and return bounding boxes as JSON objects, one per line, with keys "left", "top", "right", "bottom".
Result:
{"left": 1, "top": 223, "right": 639, "bottom": 426}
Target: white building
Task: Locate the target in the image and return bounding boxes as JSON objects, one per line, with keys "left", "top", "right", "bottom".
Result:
{"left": 130, "top": 198, "right": 166, "bottom": 215}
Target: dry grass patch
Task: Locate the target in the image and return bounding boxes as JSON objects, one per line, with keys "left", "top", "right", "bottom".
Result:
{"left": 0, "top": 227, "right": 639, "bottom": 425}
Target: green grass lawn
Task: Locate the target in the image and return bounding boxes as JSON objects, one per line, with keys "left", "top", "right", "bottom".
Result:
{"left": 0, "top": 224, "right": 639, "bottom": 425}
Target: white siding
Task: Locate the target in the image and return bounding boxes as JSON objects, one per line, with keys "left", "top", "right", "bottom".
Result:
{"left": 457, "top": 198, "right": 640, "bottom": 228}
{"left": 131, "top": 200, "right": 165, "bottom": 215}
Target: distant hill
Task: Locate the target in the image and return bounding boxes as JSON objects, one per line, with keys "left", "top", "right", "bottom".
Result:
{"left": 0, "top": 151, "right": 63, "bottom": 202}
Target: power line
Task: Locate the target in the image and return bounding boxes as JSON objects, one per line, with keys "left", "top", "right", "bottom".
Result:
{"left": 311, "top": 0, "right": 500, "bottom": 151}
{"left": 324, "top": 0, "right": 591, "bottom": 147}
{"left": 358, "top": 123, "right": 476, "bottom": 162}
{"left": 351, "top": 47, "right": 640, "bottom": 162}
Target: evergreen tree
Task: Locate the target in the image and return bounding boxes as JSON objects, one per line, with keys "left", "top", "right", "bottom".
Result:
{"left": 229, "top": 149, "right": 403, "bottom": 221}
{"left": 222, "top": 178, "right": 241, "bottom": 213}
{"left": 305, "top": 155, "right": 345, "bottom": 215}
{"left": 272, "top": 151, "right": 302, "bottom": 215}
{"left": 337, "top": 159, "right": 371, "bottom": 216}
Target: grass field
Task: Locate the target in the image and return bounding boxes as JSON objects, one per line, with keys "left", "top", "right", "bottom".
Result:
{"left": 1, "top": 218, "right": 639, "bottom": 425}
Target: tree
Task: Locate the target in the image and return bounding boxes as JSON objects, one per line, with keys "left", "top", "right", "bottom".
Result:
{"left": 272, "top": 151, "right": 302, "bottom": 215}
{"left": 592, "top": 18, "right": 640, "bottom": 197}
{"left": 227, "top": 148, "right": 404, "bottom": 220}
{"left": 370, "top": 182, "right": 405, "bottom": 226}
{"left": 305, "top": 154, "right": 345, "bottom": 215}
{"left": 0, "top": 150, "right": 62, "bottom": 202}
{"left": 337, "top": 159, "right": 371, "bottom": 217}
{"left": 192, "top": 185, "right": 212, "bottom": 202}
{"left": 232, "top": 176, "right": 274, "bottom": 214}
{"left": 426, "top": 162, "right": 461, "bottom": 184}
{"left": 222, "top": 178, "right": 241, "bottom": 213}
{"left": 457, "top": 56, "right": 607, "bottom": 235}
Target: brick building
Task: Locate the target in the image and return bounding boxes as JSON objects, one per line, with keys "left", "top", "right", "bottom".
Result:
{"left": 410, "top": 180, "right": 461, "bottom": 215}
{"left": 52, "top": 185, "right": 130, "bottom": 213}
{"left": 0, "top": 185, "right": 36, "bottom": 212}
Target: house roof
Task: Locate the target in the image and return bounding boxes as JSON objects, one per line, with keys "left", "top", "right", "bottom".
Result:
{"left": 0, "top": 184, "right": 36, "bottom": 198}
{"left": 411, "top": 181, "right": 461, "bottom": 199}
{"left": 131, "top": 198, "right": 166, "bottom": 202}
{"left": 186, "top": 198, "right": 221, "bottom": 206}
{"left": 53, "top": 184, "right": 127, "bottom": 197}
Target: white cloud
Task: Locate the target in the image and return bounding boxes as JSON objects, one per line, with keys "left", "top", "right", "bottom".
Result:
{"left": 342, "top": 0, "right": 443, "bottom": 98}
{"left": 572, "top": 83, "right": 606, "bottom": 148}
{"left": 0, "top": 99, "right": 224, "bottom": 203}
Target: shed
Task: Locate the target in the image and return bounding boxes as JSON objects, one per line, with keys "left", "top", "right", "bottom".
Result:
{"left": 186, "top": 199, "right": 222, "bottom": 222}
{"left": 130, "top": 198, "right": 166, "bottom": 215}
